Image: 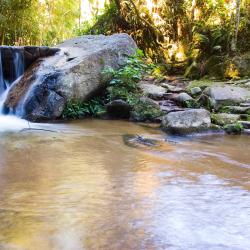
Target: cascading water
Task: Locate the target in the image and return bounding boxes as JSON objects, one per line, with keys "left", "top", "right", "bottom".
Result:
{"left": 0, "top": 48, "right": 29, "bottom": 131}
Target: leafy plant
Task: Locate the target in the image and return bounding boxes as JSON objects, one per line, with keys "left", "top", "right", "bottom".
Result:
{"left": 62, "top": 97, "right": 106, "bottom": 119}
{"left": 103, "top": 49, "right": 152, "bottom": 102}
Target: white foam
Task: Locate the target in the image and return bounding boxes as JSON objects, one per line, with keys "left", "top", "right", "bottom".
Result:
{"left": 0, "top": 115, "right": 31, "bottom": 132}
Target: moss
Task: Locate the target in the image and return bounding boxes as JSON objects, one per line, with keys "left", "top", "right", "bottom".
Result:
{"left": 186, "top": 79, "right": 220, "bottom": 91}
{"left": 185, "top": 99, "right": 200, "bottom": 108}
{"left": 224, "top": 123, "right": 244, "bottom": 134}
{"left": 211, "top": 113, "right": 240, "bottom": 126}
{"left": 130, "top": 100, "right": 163, "bottom": 122}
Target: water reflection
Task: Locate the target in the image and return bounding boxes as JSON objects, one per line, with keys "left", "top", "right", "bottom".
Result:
{"left": 0, "top": 120, "right": 249, "bottom": 250}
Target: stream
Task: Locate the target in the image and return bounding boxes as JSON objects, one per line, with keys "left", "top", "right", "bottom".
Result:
{"left": 0, "top": 119, "right": 249, "bottom": 250}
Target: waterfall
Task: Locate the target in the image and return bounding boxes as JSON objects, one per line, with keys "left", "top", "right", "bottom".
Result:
{"left": 0, "top": 50, "right": 5, "bottom": 94}
{"left": 13, "top": 49, "right": 24, "bottom": 81}
{"left": 0, "top": 49, "right": 24, "bottom": 114}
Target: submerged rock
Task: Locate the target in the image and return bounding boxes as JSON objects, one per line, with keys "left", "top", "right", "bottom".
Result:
{"left": 123, "top": 134, "right": 159, "bottom": 148}
{"left": 5, "top": 34, "right": 137, "bottom": 121}
{"left": 161, "top": 109, "right": 211, "bottom": 134}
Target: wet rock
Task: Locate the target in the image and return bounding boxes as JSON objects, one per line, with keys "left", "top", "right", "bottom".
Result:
{"left": 161, "top": 109, "right": 211, "bottom": 134}
{"left": 211, "top": 113, "right": 241, "bottom": 126}
{"left": 139, "top": 82, "right": 166, "bottom": 100}
{"left": 107, "top": 99, "right": 131, "bottom": 119}
{"left": 203, "top": 86, "right": 250, "bottom": 110}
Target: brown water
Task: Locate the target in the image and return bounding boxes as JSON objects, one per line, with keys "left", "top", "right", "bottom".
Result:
{"left": 0, "top": 119, "right": 249, "bottom": 250}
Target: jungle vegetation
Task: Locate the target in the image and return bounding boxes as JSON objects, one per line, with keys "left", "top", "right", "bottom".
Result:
{"left": 0, "top": 0, "right": 250, "bottom": 75}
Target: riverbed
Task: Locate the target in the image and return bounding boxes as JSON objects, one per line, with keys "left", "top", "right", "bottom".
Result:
{"left": 0, "top": 119, "right": 249, "bottom": 250}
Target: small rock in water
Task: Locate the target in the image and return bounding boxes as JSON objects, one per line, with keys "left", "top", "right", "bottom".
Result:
{"left": 123, "top": 134, "right": 159, "bottom": 148}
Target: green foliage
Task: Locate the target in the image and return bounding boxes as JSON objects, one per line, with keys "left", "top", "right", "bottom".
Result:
{"left": 62, "top": 97, "right": 106, "bottom": 119}
{"left": 0, "top": 0, "right": 79, "bottom": 45}
{"left": 103, "top": 49, "right": 152, "bottom": 101}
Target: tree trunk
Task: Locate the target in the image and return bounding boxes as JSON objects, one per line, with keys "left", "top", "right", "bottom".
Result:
{"left": 231, "top": 0, "right": 241, "bottom": 52}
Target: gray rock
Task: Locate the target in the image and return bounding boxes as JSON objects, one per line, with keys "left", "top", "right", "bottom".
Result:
{"left": 204, "top": 86, "right": 250, "bottom": 110}
{"left": 190, "top": 87, "right": 202, "bottom": 96}
{"left": 5, "top": 34, "right": 137, "bottom": 121}
{"left": 161, "top": 83, "right": 184, "bottom": 93}
{"left": 174, "top": 92, "right": 193, "bottom": 104}
{"left": 161, "top": 109, "right": 211, "bottom": 134}
{"left": 107, "top": 99, "right": 131, "bottom": 118}
{"left": 139, "top": 82, "right": 166, "bottom": 100}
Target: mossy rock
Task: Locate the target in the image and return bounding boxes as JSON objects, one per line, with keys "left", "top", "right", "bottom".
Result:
{"left": 211, "top": 113, "right": 241, "bottom": 126}
{"left": 130, "top": 98, "right": 163, "bottom": 122}
{"left": 224, "top": 123, "right": 244, "bottom": 134}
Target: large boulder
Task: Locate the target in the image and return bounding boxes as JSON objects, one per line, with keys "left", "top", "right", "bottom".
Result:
{"left": 4, "top": 34, "right": 137, "bottom": 121}
{"left": 161, "top": 109, "right": 211, "bottom": 134}
{"left": 203, "top": 86, "right": 250, "bottom": 110}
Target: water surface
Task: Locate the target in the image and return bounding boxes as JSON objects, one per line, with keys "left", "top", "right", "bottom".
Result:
{"left": 0, "top": 119, "right": 249, "bottom": 250}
